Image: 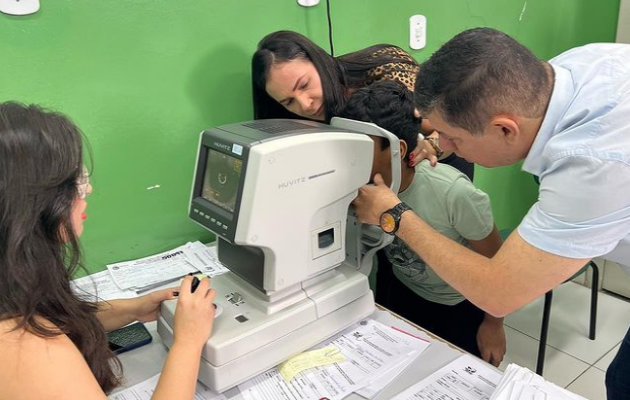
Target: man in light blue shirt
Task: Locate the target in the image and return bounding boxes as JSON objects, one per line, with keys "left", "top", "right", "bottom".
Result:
{"left": 353, "top": 28, "right": 630, "bottom": 400}
{"left": 519, "top": 42, "right": 630, "bottom": 269}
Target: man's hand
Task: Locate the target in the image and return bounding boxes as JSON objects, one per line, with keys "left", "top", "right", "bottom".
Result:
{"left": 476, "top": 315, "right": 506, "bottom": 367}
{"left": 353, "top": 173, "right": 403, "bottom": 225}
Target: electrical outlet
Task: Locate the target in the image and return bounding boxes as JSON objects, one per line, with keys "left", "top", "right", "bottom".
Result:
{"left": 409, "top": 14, "right": 427, "bottom": 50}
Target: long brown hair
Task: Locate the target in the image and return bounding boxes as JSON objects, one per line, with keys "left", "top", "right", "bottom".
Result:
{"left": 0, "top": 102, "right": 122, "bottom": 393}
{"left": 252, "top": 30, "right": 417, "bottom": 123}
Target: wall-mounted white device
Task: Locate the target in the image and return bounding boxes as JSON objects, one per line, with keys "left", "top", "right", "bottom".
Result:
{"left": 297, "top": 0, "right": 320, "bottom": 6}
{"left": 0, "top": 0, "right": 40, "bottom": 15}
{"left": 409, "top": 14, "right": 427, "bottom": 50}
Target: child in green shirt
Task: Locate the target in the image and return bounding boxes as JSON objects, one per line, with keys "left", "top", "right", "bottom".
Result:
{"left": 340, "top": 80, "right": 506, "bottom": 366}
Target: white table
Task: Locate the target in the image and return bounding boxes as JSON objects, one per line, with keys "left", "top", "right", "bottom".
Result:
{"left": 115, "top": 307, "right": 470, "bottom": 400}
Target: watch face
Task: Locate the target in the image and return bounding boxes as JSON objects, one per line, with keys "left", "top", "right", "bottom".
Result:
{"left": 380, "top": 212, "right": 396, "bottom": 233}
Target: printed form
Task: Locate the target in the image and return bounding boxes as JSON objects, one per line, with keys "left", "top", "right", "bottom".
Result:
{"left": 390, "top": 354, "right": 502, "bottom": 400}
{"left": 71, "top": 270, "right": 137, "bottom": 301}
{"left": 355, "top": 349, "right": 422, "bottom": 399}
{"left": 106, "top": 241, "right": 228, "bottom": 291}
{"left": 74, "top": 242, "right": 228, "bottom": 299}
{"left": 239, "top": 319, "right": 430, "bottom": 400}
{"left": 109, "top": 373, "right": 226, "bottom": 400}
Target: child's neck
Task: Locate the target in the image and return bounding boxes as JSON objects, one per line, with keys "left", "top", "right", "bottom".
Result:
{"left": 399, "top": 163, "right": 416, "bottom": 193}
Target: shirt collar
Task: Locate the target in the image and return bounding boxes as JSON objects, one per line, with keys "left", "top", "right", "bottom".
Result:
{"left": 522, "top": 64, "right": 575, "bottom": 176}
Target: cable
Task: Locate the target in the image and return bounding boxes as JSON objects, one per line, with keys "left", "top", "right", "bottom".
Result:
{"left": 326, "top": 0, "right": 334, "bottom": 56}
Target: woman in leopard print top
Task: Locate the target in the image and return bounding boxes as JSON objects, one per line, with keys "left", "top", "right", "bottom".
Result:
{"left": 252, "top": 30, "right": 474, "bottom": 180}
{"left": 361, "top": 46, "right": 419, "bottom": 91}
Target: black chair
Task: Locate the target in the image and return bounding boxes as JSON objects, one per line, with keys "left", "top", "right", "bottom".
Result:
{"left": 499, "top": 228, "right": 598, "bottom": 375}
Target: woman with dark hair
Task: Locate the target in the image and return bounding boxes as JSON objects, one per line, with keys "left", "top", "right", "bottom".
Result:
{"left": 0, "top": 102, "right": 216, "bottom": 400}
{"left": 251, "top": 30, "right": 474, "bottom": 181}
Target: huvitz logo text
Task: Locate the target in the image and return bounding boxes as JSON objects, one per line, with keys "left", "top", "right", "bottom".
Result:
{"left": 278, "top": 177, "right": 306, "bottom": 190}
{"left": 214, "top": 142, "right": 231, "bottom": 151}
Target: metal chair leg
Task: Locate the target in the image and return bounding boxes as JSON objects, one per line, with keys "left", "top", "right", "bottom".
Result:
{"left": 537, "top": 290, "right": 553, "bottom": 375}
{"left": 589, "top": 261, "right": 599, "bottom": 340}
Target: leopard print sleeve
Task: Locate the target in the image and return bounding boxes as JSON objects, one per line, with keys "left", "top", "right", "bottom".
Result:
{"left": 365, "top": 46, "right": 420, "bottom": 92}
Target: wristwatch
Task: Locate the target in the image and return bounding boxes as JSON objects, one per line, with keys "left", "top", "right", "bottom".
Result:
{"left": 379, "top": 202, "right": 412, "bottom": 235}
{"left": 425, "top": 136, "right": 444, "bottom": 159}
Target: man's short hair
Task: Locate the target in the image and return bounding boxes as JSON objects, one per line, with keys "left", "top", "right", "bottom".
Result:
{"left": 414, "top": 27, "right": 549, "bottom": 134}
{"left": 339, "top": 80, "right": 419, "bottom": 160}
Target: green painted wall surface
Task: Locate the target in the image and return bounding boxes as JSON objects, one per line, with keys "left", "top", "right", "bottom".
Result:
{"left": 0, "top": 0, "right": 620, "bottom": 275}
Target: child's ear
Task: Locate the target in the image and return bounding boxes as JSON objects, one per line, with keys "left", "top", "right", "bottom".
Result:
{"left": 399, "top": 140, "right": 408, "bottom": 161}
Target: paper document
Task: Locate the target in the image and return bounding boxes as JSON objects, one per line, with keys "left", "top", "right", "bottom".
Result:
{"left": 107, "top": 243, "right": 198, "bottom": 290}
{"left": 355, "top": 349, "right": 422, "bottom": 399}
{"left": 184, "top": 242, "right": 229, "bottom": 276}
{"left": 108, "top": 373, "right": 226, "bottom": 400}
{"left": 355, "top": 326, "right": 431, "bottom": 399}
{"left": 279, "top": 345, "right": 346, "bottom": 382}
{"left": 490, "top": 364, "right": 588, "bottom": 400}
{"left": 106, "top": 241, "right": 228, "bottom": 291}
{"left": 391, "top": 354, "right": 502, "bottom": 400}
{"left": 71, "top": 270, "right": 137, "bottom": 301}
{"left": 239, "top": 319, "right": 429, "bottom": 400}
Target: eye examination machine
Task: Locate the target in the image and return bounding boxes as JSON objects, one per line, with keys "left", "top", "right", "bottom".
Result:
{"left": 157, "top": 117, "right": 403, "bottom": 392}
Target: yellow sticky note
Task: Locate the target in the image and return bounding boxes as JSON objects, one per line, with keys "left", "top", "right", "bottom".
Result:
{"left": 278, "top": 345, "right": 346, "bottom": 382}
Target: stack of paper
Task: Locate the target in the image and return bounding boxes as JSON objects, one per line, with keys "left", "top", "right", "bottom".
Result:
{"left": 238, "top": 319, "right": 431, "bottom": 400}
{"left": 71, "top": 270, "right": 138, "bottom": 301}
{"left": 110, "top": 320, "right": 431, "bottom": 400}
{"left": 390, "top": 353, "right": 503, "bottom": 400}
{"left": 72, "top": 241, "right": 229, "bottom": 301}
{"left": 490, "top": 364, "right": 588, "bottom": 400}
{"left": 354, "top": 325, "right": 432, "bottom": 399}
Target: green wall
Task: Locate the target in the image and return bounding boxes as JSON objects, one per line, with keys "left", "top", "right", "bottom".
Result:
{"left": 0, "top": 0, "right": 620, "bottom": 275}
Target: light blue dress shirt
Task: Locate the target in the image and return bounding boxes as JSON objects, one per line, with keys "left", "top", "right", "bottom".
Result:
{"left": 519, "top": 43, "right": 630, "bottom": 271}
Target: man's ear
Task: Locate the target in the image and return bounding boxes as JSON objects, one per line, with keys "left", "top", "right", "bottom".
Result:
{"left": 491, "top": 116, "right": 520, "bottom": 144}
{"left": 414, "top": 108, "right": 421, "bottom": 118}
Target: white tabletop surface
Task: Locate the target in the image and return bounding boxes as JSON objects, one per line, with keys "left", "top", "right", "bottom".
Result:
{"left": 114, "top": 307, "right": 470, "bottom": 400}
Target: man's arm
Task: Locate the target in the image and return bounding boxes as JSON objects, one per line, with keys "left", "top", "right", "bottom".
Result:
{"left": 466, "top": 226, "right": 506, "bottom": 366}
{"left": 466, "top": 226, "right": 502, "bottom": 259}
{"left": 354, "top": 174, "right": 589, "bottom": 317}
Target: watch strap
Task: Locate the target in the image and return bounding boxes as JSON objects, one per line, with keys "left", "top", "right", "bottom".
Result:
{"left": 381, "top": 202, "right": 412, "bottom": 235}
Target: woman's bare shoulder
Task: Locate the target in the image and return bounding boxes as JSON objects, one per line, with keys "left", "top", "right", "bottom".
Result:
{"left": 0, "top": 317, "right": 107, "bottom": 400}
{"left": 0, "top": 316, "right": 67, "bottom": 348}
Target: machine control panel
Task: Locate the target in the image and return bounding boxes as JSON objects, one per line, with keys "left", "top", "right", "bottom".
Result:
{"left": 226, "top": 292, "right": 245, "bottom": 306}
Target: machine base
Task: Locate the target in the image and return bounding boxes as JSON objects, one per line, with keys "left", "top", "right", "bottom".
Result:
{"left": 157, "top": 279, "right": 374, "bottom": 392}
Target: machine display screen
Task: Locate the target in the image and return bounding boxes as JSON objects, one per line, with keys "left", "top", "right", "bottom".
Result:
{"left": 201, "top": 149, "right": 243, "bottom": 213}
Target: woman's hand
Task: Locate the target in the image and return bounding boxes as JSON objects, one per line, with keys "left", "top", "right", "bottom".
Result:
{"left": 410, "top": 116, "right": 451, "bottom": 167}
{"left": 408, "top": 134, "right": 440, "bottom": 167}
{"left": 132, "top": 288, "right": 179, "bottom": 323}
{"left": 96, "top": 288, "right": 178, "bottom": 331}
{"left": 152, "top": 276, "right": 216, "bottom": 400}
{"left": 172, "top": 275, "right": 216, "bottom": 349}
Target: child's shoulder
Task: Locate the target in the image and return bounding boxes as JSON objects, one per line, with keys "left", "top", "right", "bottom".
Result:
{"left": 415, "top": 161, "right": 473, "bottom": 189}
